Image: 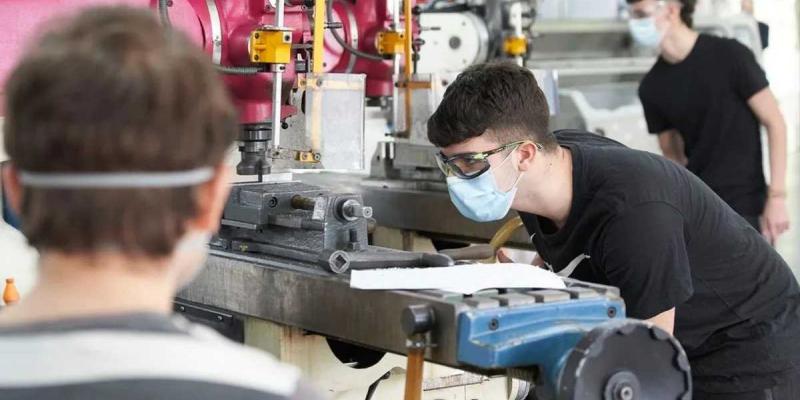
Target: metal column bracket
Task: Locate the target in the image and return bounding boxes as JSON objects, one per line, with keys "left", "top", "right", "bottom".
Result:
{"left": 376, "top": 30, "right": 405, "bottom": 56}
{"left": 249, "top": 27, "right": 293, "bottom": 64}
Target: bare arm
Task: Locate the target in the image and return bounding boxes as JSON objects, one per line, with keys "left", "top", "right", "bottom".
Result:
{"left": 647, "top": 308, "right": 675, "bottom": 334}
{"left": 748, "top": 88, "right": 790, "bottom": 243}
{"left": 657, "top": 130, "right": 688, "bottom": 166}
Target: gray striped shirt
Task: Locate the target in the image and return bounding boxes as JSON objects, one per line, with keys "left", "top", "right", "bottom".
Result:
{"left": 0, "top": 313, "right": 324, "bottom": 400}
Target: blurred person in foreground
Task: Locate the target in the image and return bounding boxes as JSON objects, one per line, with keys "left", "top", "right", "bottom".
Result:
{"left": 0, "top": 7, "right": 324, "bottom": 400}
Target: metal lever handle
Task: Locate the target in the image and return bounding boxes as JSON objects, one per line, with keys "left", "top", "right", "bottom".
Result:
{"left": 438, "top": 244, "right": 495, "bottom": 261}
{"left": 318, "top": 249, "right": 454, "bottom": 274}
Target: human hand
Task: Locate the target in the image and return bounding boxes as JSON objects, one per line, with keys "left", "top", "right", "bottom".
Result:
{"left": 761, "top": 196, "right": 790, "bottom": 245}
{"left": 496, "top": 248, "right": 545, "bottom": 267}
{"left": 496, "top": 248, "right": 515, "bottom": 263}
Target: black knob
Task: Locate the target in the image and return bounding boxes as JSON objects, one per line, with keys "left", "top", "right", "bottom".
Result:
{"left": 402, "top": 305, "right": 435, "bottom": 335}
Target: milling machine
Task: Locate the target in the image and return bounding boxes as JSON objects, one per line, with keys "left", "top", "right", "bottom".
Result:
{"left": 0, "top": 1, "right": 693, "bottom": 399}
{"left": 327, "top": 0, "right": 768, "bottom": 254}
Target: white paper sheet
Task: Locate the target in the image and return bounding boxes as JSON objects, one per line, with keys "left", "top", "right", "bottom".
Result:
{"left": 349, "top": 263, "right": 566, "bottom": 294}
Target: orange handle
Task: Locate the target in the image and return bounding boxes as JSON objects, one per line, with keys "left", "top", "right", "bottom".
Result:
{"left": 3, "top": 277, "right": 20, "bottom": 306}
{"left": 403, "top": 347, "right": 425, "bottom": 400}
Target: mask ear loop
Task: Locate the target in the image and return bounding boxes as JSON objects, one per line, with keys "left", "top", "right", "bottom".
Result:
{"left": 493, "top": 146, "right": 526, "bottom": 194}
{"left": 505, "top": 165, "right": 525, "bottom": 194}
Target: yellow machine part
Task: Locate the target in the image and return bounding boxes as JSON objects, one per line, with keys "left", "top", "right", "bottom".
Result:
{"left": 296, "top": 151, "right": 321, "bottom": 163}
{"left": 485, "top": 216, "right": 525, "bottom": 263}
{"left": 503, "top": 36, "right": 528, "bottom": 57}
{"left": 250, "top": 28, "right": 292, "bottom": 64}
{"left": 376, "top": 30, "right": 404, "bottom": 56}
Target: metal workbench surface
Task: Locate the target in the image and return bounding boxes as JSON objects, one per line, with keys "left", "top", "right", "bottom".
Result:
{"left": 178, "top": 249, "right": 471, "bottom": 368}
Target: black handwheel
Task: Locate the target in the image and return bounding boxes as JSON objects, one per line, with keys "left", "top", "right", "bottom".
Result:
{"left": 557, "top": 320, "right": 692, "bottom": 400}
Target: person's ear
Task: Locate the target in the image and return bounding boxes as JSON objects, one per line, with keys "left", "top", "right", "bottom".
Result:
{"left": 2, "top": 162, "right": 23, "bottom": 215}
{"left": 516, "top": 142, "right": 539, "bottom": 172}
{"left": 188, "top": 163, "right": 232, "bottom": 232}
{"left": 665, "top": 2, "right": 682, "bottom": 25}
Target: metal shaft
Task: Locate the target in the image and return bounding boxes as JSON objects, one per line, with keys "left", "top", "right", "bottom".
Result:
{"left": 511, "top": 2, "right": 524, "bottom": 66}
{"left": 391, "top": 0, "right": 401, "bottom": 134}
{"left": 402, "top": 0, "right": 413, "bottom": 137}
{"left": 291, "top": 195, "right": 316, "bottom": 210}
{"left": 272, "top": 0, "right": 286, "bottom": 148}
{"left": 392, "top": 54, "right": 401, "bottom": 132}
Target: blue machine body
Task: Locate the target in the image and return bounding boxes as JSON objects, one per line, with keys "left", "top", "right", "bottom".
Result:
{"left": 456, "top": 294, "right": 626, "bottom": 392}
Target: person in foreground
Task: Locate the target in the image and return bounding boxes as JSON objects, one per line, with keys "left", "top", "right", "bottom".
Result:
{"left": 428, "top": 61, "right": 800, "bottom": 399}
{"left": 0, "top": 7, "right": 324, "bottom": 400}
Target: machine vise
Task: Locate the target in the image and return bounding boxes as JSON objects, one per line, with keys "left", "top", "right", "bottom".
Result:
{"left": 214, "top": 181, "right": 454, "bottom": 274}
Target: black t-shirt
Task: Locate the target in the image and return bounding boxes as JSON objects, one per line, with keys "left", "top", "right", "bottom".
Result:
{"left": 519, "top": 130, "right": 800, "bottom": 393}
{"left": 638, "top": 34, "right": 769, "bottom": 216}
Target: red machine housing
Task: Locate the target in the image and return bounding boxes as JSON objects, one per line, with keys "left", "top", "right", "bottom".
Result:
{"left": 0, "top": 0, "right": 413, "bottom": 123}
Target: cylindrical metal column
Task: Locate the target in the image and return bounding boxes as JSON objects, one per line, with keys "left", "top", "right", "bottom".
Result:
{"left": 272, "top": 0, "right": 286, "bottom": 147}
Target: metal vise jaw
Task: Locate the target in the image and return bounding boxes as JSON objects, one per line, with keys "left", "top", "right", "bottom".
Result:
{"left": 214, "top": 182, "right": 372, "bottom": 265}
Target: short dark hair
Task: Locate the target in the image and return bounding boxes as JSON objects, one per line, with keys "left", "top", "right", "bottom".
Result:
{"left": 3, "top": 7, "right": 238, "bottom": 256}
{"left": 427, "top": 62, "right": 556, "bottom": 151}
{"left": 626, "top": 0, "right": 696, "bottom": 28}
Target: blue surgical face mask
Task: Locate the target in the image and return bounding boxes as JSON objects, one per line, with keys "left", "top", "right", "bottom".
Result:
{"left": 446, "top": 152, "right": 523, "bottom": 222}
{"left": 628, "top": 17, "right": 663, "bottom": 48}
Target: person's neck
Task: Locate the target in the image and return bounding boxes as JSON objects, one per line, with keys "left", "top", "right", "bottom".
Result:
{"left": 660, "top": 25, "right": 699, "bottom": 64}
{"left": 514, "top": 147, "right": 573, "bottom": 228}
{"left": 0, "top": 251, "right": 176, "bottom": 326}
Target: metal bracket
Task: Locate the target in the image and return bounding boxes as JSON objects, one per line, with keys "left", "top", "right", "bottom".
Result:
{"left": 174, "top": 300, "right": 244, "bottom": 343}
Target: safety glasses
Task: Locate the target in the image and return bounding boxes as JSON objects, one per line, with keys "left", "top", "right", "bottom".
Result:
{"left": 435, "top": 140, "right": 542, "bottom": 180}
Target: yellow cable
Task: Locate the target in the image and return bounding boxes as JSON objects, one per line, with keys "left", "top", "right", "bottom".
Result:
{"left": 485, "top": 216, "right": 525, "bottom": 263}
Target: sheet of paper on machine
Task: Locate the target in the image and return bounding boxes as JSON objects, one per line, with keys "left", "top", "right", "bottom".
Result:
{"left": 349, "top": 263, "right": 566, "bottom": 294}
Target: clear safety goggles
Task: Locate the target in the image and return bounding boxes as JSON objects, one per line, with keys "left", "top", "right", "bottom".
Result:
{"left": 435, "top": 140, "right": 542, "bottom": 180}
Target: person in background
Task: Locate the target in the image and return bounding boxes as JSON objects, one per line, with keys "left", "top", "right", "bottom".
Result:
{"left": 627, "top": 0, "right": 789, "bottom": 244}
{"left": 0, "top": 7, "right": 324, "bottom": 400}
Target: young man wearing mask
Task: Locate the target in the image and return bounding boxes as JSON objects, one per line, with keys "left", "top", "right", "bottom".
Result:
{"left": 627, "top": 0, "right": 790, "bottom": 244}
{"left": 429, "top": 62, "right": 800, "bottom": 399}
{"left": 0, "top": 7, "right": 323, "bottom": 400}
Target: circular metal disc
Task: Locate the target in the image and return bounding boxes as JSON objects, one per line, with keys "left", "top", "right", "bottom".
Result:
{"left": 558, "top": 320, "right": 692, "bottom": 400}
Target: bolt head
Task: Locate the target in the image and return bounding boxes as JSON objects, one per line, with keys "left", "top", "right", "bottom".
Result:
{"left": 618, "top": 385, "right": 634, "bottom": 400}
{"left": 488, "top": 318, "right": 500, "bottom": 331}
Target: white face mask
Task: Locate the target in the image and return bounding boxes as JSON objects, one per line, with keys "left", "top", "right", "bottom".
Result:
{"left": 446, "top": 150, "right": 524, "bottom": 222}
{"left": 172, "top": 230, "right": 212, "bottom": 289}
{"left": 628, "top": 17, "right": 664, "bottom": 48}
